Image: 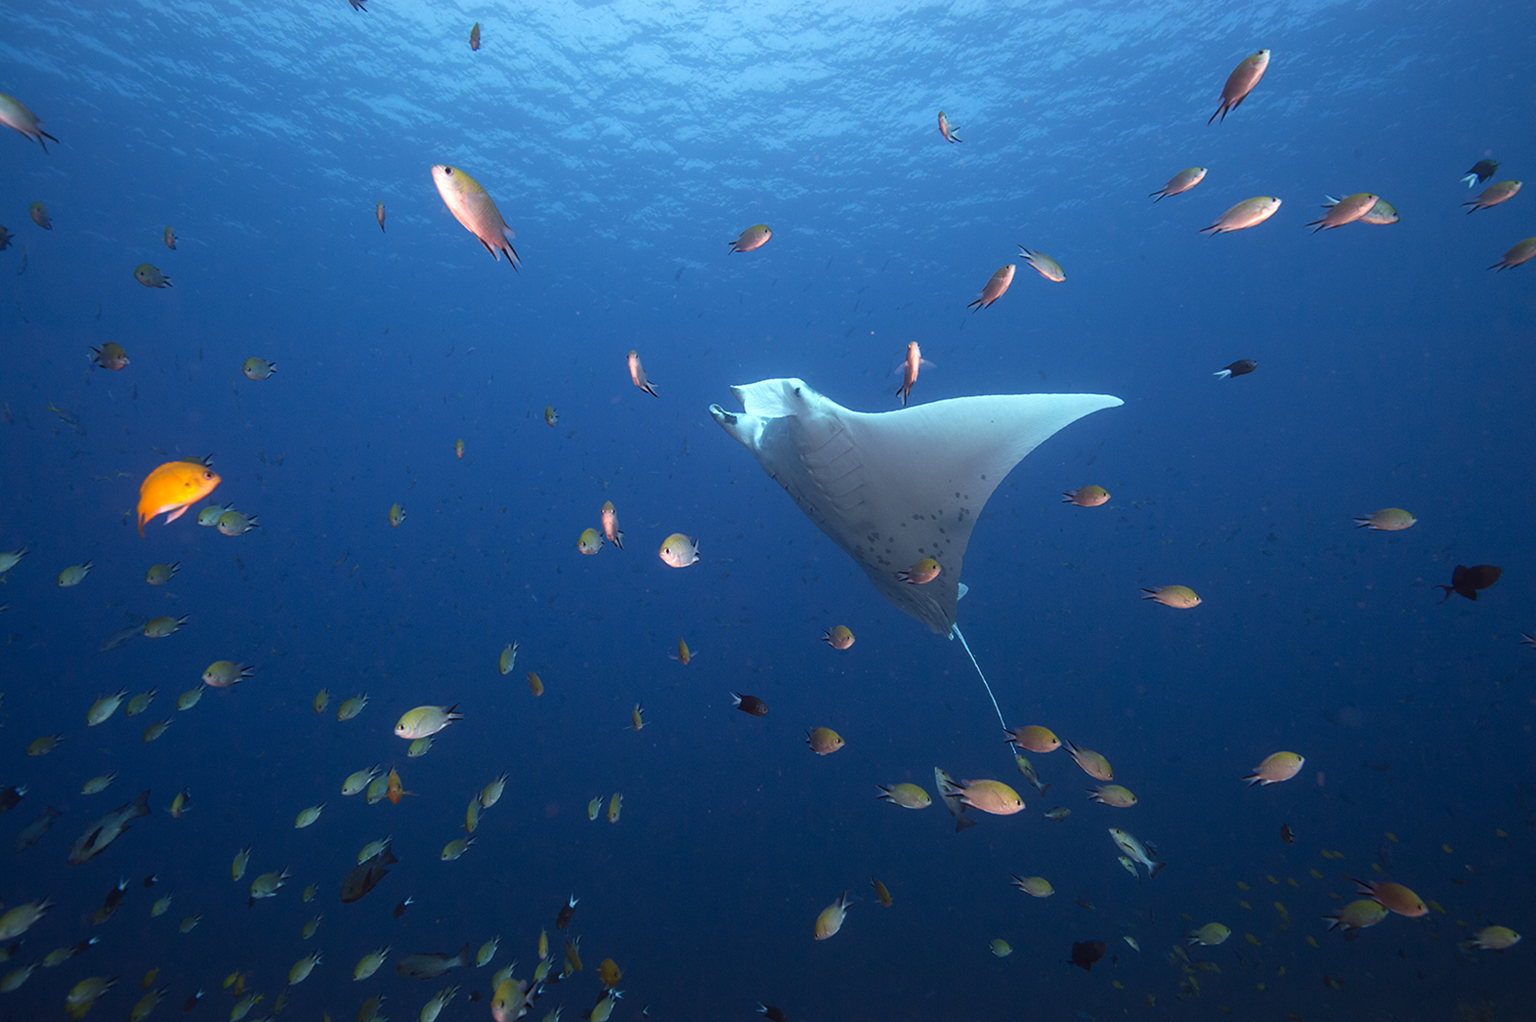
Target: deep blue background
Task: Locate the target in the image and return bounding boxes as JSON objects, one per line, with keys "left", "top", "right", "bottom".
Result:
{"left": 2, "top": 1, "right": 1534, "bottom": 1019}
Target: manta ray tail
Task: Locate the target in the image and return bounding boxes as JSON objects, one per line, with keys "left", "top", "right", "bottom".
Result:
{"left": 951, "top": 624, "right": 1008, "bottom": 732}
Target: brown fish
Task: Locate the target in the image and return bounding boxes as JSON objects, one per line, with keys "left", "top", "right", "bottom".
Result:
{"left": 555, "top": 893, "right": 578, "bottom": 930}
{"left": 67, "top": 790, "right": 150, "bottom": 865}
{"left": 1435, "top": 564, "right": 1501, "bottom": 603}
{"left": 90, "top": 878, "right": 128, "bottom": 925}
{"left": 340, "top": 847, "right": 398, "bottom": 903}
{"left": 395, "top": 942, "right": 470, "bottom": 979}
{"left": 1209, "top": 50, "right": 1270, "bottom": 124}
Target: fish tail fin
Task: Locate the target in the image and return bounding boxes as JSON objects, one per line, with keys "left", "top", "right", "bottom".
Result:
{"left": 1150, "top": 860, "right": 1168, "bottom": 878}
{"left": 1213, "top": 369, "right": 1232, "bottom": 379}
{"left": 612, "top": 530, "right": 624, "bottom": 550}
{"left": 955, "top": 814, "right": 978, "bottom": 833}
{"left": 1461, "top": 174, "right": 1477, "bottom": 187}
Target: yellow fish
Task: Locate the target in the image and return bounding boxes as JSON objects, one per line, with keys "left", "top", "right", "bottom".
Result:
{"left": 133, "top": 263, "right": 171, "bottom": 287}
{"left": 431, "top": 164, "right": 520, "bottom": 268}
{"left": 0, "top": 93, "right": 59, "bottom": 151}
{"left": 821, "top": 625, "right": 855, "bottom": 650}
{"left": 728, "top": 224, "right": 772, "bottom": 253}
{"left": 814, "top": 892, "right": 851, "bottom": 940}
{"left": 896, "top": 557, "right": 940, "bottom": 584}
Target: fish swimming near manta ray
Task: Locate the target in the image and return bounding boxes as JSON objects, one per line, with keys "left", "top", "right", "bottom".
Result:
{"left": 709, "top": 378, "right": 1122, "bottom": 722}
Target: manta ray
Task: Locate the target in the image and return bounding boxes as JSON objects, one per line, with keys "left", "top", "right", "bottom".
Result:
{"left": 710, "top": 378, "right": 1122, "bottom": 719}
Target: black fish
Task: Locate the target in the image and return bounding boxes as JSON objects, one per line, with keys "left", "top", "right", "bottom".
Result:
{"left": 91, "top": 878, "right": 128, "bottom": 924}
{"left": 143, "top": 874, "right": 158, "bottom": 888}
{"left": 182, "top": 989, "right": 203, "bottom": 1012}
{"left": 1463, "top": 159, "right": 1499, "bottom": 187}
{"left": 731, "top": 692, "right": 769, "bottom": 716}
{"left": 1435, "top": 564, "right": 1502, "bottom": 603}
{"left": 0, "top": 784, "right": 24, "bottom": 813}
{"left": 0, "top": 225, "right": 11, "bottom": 251}
{"left": 1070, "top": 939, "right": 1107, "bottom": 971}
{"left": 555, "top": 894, "right": 578, "bottom": 930}
{"left": 757, "top": 1006, "right": 788, "bottom": 1022}
{"left": 340, "top": 847, "right": 398, "bottom": 903}
{"left": 1280, "top": 824, "right": 1295, "bottom": 846}
{"left": 394, "top": 896, "right": 414, "bottom": 919}
{"left": 1214, "top": 359, "right": 1257, "bottom": 380}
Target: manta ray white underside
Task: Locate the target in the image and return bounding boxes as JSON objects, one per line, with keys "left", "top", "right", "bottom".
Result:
{"left": 709, "top": 378, "right": 1123, "bottom": 634}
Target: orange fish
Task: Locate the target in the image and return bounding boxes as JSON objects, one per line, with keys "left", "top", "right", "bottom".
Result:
{"left": 137, "top": 459, "right": 221, "bottom": 537}
{"left": 385, "top": 767, "right": 411, "bottom": 805}
{"left": 597, "top": 958, "right": 621, "bottom": 988}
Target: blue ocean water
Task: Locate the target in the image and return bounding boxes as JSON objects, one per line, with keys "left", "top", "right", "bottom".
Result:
{"left": 2, "top": 0, "right": 1535, "bottom": 1019}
